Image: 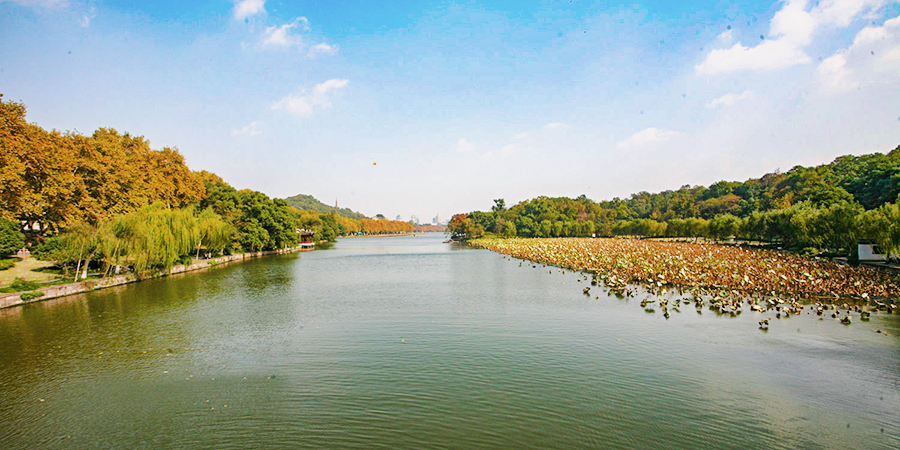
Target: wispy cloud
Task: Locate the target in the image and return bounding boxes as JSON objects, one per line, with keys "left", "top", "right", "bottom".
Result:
{"left": 617, "top": 128, "right": 681, "bottom": 149}
{"left": 78, "top": 2, "right": 96, "bottom": 27}
{"left": 706, "top": 90, "right": 754, "bottom": 109}
{"left": 233, "top": 0, "right": 265, "bottom": 21}
{"left": 454, "top": 138, "right": 475, "bottom": 153}
{"left": 312, "top": 78, "right": 348, "bottom": 98}
{"left": 696, "top": 0, "right": 886, "bottom": 75}
{"left": 3, "top": 0, "right": 69, "bottom": 8}
{"left": 717, "top": 29, "right": 733, "bottom": 43}
{"left": 231, "top": 121, "right": 263, "bottom": 137}
{"left": 262, "top": 17, "right": 309, "bottom": 47}
{"left": 271, "top": 79, "right": 349, "bottom": 117}
{"left": 543, "top": 122, "right": 570, "bottom": 131}
{"left": 308, "top": 42, "right": 338, "bottom": 58}
{"left": 817, "top": 53, "right": 858, "bottom": 93}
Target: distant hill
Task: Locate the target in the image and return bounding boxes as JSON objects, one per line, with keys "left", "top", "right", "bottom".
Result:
{"left": 283, "top": 194, "right": 367, "bottom": 220}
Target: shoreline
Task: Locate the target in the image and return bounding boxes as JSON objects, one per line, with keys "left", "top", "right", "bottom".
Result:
{"left": 0, "top": 245, "right": 315, "bottom": 310}
{"left": 340, "top": 232, "right": 441, "bottom": 239}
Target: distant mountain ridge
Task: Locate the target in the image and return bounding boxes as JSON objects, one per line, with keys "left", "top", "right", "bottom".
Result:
{"left": 282, "top": 194, "right": 367, "bottom": 220}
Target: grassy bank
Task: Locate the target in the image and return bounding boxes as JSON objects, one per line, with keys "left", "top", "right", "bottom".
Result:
{"left": 0, "top": 257, "right": 56, "bottom": 286}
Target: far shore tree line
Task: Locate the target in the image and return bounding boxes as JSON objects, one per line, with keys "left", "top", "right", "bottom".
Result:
{"left": 0, "top": 95, "right": 410, "bottom": 280}
{"left": 449, "top": 146, "right": 900, "bottom": 262}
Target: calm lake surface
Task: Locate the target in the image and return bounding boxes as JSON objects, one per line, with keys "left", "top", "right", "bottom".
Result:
{"left": 1, "top": 233, "right": 898, "bottom": 449}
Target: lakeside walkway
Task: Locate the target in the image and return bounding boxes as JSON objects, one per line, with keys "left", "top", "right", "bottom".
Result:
{"left": 0, "top": 245, "right": 313, "bottom": 309}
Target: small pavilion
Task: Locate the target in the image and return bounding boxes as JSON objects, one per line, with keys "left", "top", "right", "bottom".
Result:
{"left": 298, "top": 229, "right": 316, "bottom": 248}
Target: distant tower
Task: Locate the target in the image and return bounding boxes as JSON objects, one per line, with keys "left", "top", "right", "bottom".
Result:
{"left": 335, "top": 198, "right": 338, "bottom": 209}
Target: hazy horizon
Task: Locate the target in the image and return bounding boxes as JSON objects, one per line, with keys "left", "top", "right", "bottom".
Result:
{"left": 2, "top": 0, "right": 898, "bottom": 219}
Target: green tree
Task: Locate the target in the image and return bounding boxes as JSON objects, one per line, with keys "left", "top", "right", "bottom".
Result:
{"left": 0, "top": 218, "right": 24, "bottom": 256}
{"left": 708, "top": 214, "right": 742, "bottom": 240}
{"left": 503, "top": 221, "right": 517, "bottom": 237}
{"left": 197, "top": 208, "right": 234, "bottom": 257}
{"left": 858, "top": 202, "right": 900, "bottom": 257}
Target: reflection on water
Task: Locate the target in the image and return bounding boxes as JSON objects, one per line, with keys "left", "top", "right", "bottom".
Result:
{"left": 1, "top": 233, "right": 898, "bottom": 449}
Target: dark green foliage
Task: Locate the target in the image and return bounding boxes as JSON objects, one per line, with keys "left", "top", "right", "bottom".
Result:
{"left": 200, "top": 179, "right": 301, "bottom": 252}
{"left": 828, "top": 147, "right": 900, "bottom": 210}
{"left": 0, "top": 218, "right": 25, "bottom": 256}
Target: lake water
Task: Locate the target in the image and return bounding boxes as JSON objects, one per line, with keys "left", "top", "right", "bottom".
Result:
{"left": 1, "top": 233, "right": 898, "bottom": 449}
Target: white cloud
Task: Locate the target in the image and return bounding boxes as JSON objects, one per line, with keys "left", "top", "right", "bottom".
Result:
{"left": 512, "top": 132, "right": 530, "bottom": 140}
{"left": 706, "top": 90, "right": 754, "bottom": 108}
{"left": 543, "top": 122, "right": 570, "bottom": 131}
{"left": 262, "top": 17, "right": 309, "bottom": 47}
{"left": 817, "top": 14, "right": 900, "bottom": 94}
{"left": 272, "top": 94, "right": 313, "bottom": 116}
{"left": 271, "top": 78, "right": 349, "bottom": 117}
{"left": 233, "top": 0, "right": 265, "bottom": 21}
{"left": 312, "top": 78, "right": 348, "bottom": 98}
{"left": 232, "top": 121, "right": 263, "bottom": 137}
{"left": 308, "top": 42, "right": 338, "bottom": 58}
{"left": 696, "top": 0, "right": 886, "bottom": 75}
{"left": 454, "top": 138, "right": 475, "bottom": 153}
{"left": 696, "top": 39, "right": 813, "bottom": 74}
{"left": 617, "top": 128, "right": 681, "bottom": 149}
{"left": 697, "top": 0, "right": 815, "bottom": 74}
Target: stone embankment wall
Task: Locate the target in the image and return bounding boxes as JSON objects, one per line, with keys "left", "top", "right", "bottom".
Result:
{"left": 0, "top": 246, "right": 309, "bottom": 309}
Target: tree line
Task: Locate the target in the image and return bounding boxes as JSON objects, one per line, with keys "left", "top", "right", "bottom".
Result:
{"left": 0, "top": 96, "right": 407, "bottom": 279}
{"left": 449, "top": 146, "right": 900, "bottom": 261}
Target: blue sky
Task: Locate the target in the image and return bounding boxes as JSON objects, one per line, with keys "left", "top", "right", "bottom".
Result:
{"left": 1, "top": 0, "right": 899, "bottom": 220}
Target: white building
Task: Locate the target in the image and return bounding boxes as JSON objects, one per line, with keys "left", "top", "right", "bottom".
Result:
{"left": 858, "top": 241, "right": 888, "bottom": 262}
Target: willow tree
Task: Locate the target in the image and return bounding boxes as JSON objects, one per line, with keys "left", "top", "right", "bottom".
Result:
{"left": 32, "top": 223, "right": 100, "bottom": 279}
{"left": 858, "top": 202, "right": 900, "bottom": 257}
{"left": 113, "top": 203, "right": 199, "bottom": 272}
{"left": 196, "top": 208, "right": 234, "bottom": 257}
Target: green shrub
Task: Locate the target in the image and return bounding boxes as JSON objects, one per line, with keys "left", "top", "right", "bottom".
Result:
{"left": 179, "top": 255, "right": 193, "bottom": 266}
{"left": 20, "top": 291, "right": 45, "bottom": 301}
{"left": 0, "top": 219, "right": 25, "bottom": 257}
{"left": 802, "top": 247, "right": 820, "bottom": 256}
{"left": 0, "top": 257, "right": 22, "bottom": 271}
{"left": 9, "top": 277, "right": 40, "bottom": 291}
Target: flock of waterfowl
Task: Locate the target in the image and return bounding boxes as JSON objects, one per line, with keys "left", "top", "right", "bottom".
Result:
{"left": 472, "top": 237, "right": 899, "bottom": 331}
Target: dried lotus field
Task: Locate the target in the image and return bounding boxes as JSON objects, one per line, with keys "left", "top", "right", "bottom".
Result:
{"left": 470, "top": 237, "right": 900, "bottom": 301}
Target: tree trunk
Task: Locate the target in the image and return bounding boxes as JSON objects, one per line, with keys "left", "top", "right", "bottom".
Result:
{"left": 74, "top": 242, "right": 84, "bottom": 283}
{"left": 103, "top": 241, "right": 120, "bottom": 279}
{"left": 82, "top": 249, "right": 97, "bottom": 281}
